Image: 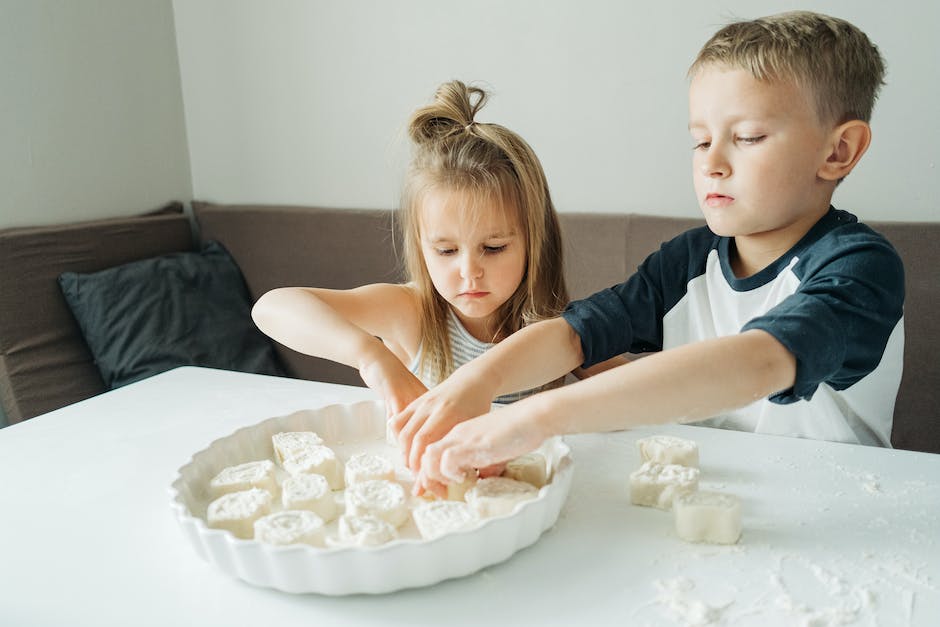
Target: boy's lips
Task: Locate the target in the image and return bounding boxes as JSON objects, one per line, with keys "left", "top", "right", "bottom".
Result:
{"left": 705, "top": 193, "right": 734, "bottom": 208}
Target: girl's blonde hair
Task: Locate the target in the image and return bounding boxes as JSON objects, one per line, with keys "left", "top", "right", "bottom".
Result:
{"left": 400, "top": 80, "right": 567, "bottom": 383}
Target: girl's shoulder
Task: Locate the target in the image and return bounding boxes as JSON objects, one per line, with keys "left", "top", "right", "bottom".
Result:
{"left": 349, "top": 282, "right": 424, "bottom": 361}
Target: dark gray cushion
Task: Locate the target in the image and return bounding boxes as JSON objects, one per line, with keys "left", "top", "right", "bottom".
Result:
{"left": 59, "top": 241, "right": 284, "bottom": 389}
{"left": 0, "top": 203, "right": 193, "bottom": 423}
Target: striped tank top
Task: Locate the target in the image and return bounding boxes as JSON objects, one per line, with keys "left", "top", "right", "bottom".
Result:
{"left": 408, "top": 310, "right": 555, "bottom": 404}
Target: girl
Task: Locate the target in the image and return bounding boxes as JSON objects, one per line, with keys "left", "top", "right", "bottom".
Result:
{"left": 253, "top": 80, "right": 596, "bottom": 470}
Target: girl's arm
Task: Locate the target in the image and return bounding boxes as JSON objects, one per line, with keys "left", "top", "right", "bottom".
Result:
{"left": 391, "top": 316, "right": 584, "bottom": 470}
{"left": 251, "top": 284, "right": 427, "bottom": 413}
{"left": 416, "top": 328, "right": 796, "bottom": 492}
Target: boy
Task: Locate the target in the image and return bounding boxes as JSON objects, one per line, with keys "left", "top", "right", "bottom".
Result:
{"left": 392, "top": 11, "right": 905, "bottom": 493}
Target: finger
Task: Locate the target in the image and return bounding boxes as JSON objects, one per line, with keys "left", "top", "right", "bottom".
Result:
{"left": 397, "top": 409, "right": 430, "bottom": 468}
{"left": 477, "top": 462, "right": 507, "bottom": 478}
{"left": 388, "top": 404, "right": 412, "bottom": 439}
{"left": 422, "top": 476, "right": 448, "bottom": 499}
{"left": 417, "top": 441, "right": 450, "bottom": 487}
{"left": 439, "top": 447, "right": 475, "bottom": 485}
{"left": 408, "top": 416, "right": 451, "bottom": 471}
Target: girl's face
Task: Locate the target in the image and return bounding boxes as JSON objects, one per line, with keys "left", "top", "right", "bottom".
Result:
{"left": 419, "top": 187, "right": 527, "bottom": 341}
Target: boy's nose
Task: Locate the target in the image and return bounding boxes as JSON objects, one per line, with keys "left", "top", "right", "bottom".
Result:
{"left": 700, "top": 149, "right": 731, "bottom": 178}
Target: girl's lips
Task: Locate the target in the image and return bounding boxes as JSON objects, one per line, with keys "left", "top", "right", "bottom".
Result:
{"left": 705, "top": 193, "right": 734, "bottom": 208}
{"left": 460, "top": 291, "right": 489, "bottom": 298}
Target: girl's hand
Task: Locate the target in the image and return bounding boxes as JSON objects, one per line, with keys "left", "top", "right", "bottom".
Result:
{"left": 414, "top": 402, "right": 548, "bottom": 493}
{"left": 358, "top": 351, "right": 428, "bottom": 417}
{"left": 390, "top": 370, "right": 495, "bottom": 472}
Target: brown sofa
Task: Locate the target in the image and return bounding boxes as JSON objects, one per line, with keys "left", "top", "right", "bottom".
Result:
{"left": 1, "top": 201, "right": 936, "bottom": 454}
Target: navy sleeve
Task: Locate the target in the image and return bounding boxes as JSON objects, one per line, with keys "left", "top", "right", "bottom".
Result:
{"left": 742, "top": 227, "right": 905, "bottom": 403}
{"left": 562, "top": 227, "right": 715, "bottom": 368}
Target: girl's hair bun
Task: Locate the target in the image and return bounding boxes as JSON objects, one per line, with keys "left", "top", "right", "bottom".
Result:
{"left": 408, "top": 80, "right": 488, "bottom": 145}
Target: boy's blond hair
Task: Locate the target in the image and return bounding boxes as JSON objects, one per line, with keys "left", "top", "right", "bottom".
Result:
{"left": 689, "top": 11, "right": 886, "bottom": 125}
{"left": 400, "top": 80, "right": 567, "bottom": 384}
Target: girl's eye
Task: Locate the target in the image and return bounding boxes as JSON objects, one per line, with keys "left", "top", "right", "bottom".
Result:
{"left": 483, "top": 245, "right": 507, "bottom": 254}
{"left": 435, "top": 248, "right": 457, "bottom": 256}
{"left": 738, "top": 135, "right": 766, "bottom": 145}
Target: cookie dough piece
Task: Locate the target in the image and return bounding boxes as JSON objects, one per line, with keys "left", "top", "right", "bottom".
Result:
{"left": 209, "top": 460, "right": 278, "bottom": 498}
{"left": 503, "top": 452, "right": 550, "bottom": 488}
{"left": 636, "top": 435, "right": 699, "bottom": 468}
{"left": 466, "top": 477, "right": 538, "bottom": 518}
{"left": 254, "top": 510, "right": 326, "bottom": 547}
{"left": 344, "top": 452, "right": 395, "bottom": 486}
{"left": 630, "top": 461, "right": 700, "bottom": 510}
{"left": 272, "top": 431, "right": 324, "bottom": 464}
{"left": 446, "top": 474, "right": 478, "bottom": 501}
{"left": 279, "top": 444, "right": 344, "bottom": 490}
{"left": 281, "top": 473, "right": 338, "bottom": 522}
{"left": 328, "top": 514, "right": 398, "bottom": 547}
{"left": 206, "top": 488, "right": 272, "bottom": 539}
{"left": 345, "top": 479, "right": 409, "bottom": 528}
{"left": 673, "top": 491, "right": 741, "bottom": 545}
{"left": 413, "top": 500, "right": 480, "bottom": 540}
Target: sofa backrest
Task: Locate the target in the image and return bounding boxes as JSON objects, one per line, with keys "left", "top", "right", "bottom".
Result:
{"left": 193, "top": 202, "right": 403, "bottom": 387}
{"left": 0, "top": 203, "right": 193, "bottom": 424}
{"left": 193, "top": 202, "right": 937, "bottom": 453}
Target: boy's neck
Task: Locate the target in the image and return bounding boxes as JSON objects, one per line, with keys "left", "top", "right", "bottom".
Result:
{"left": 730, "top": 205, "right": 831, "bottom": 278}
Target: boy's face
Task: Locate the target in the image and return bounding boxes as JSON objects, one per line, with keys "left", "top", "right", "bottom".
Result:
{"left": 688, "top": 65, "right": 836, "bottom": 249}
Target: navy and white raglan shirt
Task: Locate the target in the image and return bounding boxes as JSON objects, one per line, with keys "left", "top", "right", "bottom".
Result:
{"left": 562, "top": 208, "right": 905, "bottom": 446}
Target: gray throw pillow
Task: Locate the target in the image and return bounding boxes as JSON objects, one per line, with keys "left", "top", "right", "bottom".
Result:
{"left": 59, "top": 240, "right": 284, "bottom": 389}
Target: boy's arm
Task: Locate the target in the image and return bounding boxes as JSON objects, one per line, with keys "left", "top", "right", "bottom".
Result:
{"left": 251, "top": 284, "right": 426, "bottom": 413}
{"left": 391, "top": 316, "right": 583, "bottom": 470}
{"left": 417, "top": 328, "right": 796, "bottom": 490}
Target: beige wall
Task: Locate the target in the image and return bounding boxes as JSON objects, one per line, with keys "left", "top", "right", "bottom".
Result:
{"left": 0, "top": 0, "right": 192, "bottom": 229}
{"left": 173, "top": 0, "right": 939, "bottom": 221}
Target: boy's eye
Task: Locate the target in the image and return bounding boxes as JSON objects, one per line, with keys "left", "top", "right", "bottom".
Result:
{"left": 692, "top": 141, "right": 710, "bottom": 151}
{"left": 738, "top": 135, "right": 766, "bottom": 145}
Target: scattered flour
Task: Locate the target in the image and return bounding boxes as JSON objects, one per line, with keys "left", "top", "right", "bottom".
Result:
{"left": 651, "top": 577, "right": 731, "bottom": 626}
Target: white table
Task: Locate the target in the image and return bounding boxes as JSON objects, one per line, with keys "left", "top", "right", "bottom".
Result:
{"left": 1, "top": 366, "right": 938, "bottom": 626}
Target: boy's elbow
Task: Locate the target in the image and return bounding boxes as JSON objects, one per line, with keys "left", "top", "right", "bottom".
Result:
{"left": 746, "top": 330, "right": 797, "bottom": 394}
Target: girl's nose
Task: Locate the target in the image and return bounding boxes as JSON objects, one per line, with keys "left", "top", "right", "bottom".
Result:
{"left": 460, "top": 252, "right": 484, "bottom": 279}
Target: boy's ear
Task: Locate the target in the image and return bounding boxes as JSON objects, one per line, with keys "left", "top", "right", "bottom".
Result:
{"left": 818, "top": 120, "right": 872, "bottom": 181}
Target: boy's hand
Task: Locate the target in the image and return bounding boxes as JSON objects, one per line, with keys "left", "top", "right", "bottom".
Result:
{"left": 390, "top": 370, "right": 495, "bottom": 472}
{"left": 414, "top": 402, "right": 548, "bottom": 492}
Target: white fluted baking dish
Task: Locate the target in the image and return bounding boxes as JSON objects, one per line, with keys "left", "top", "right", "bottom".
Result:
{"left": 169, "top": 399, "right": 572, "bottom": 595}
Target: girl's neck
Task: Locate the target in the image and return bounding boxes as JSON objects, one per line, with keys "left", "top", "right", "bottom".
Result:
{"left": 452, "top": 308, "right": 502, "bottom": 344}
